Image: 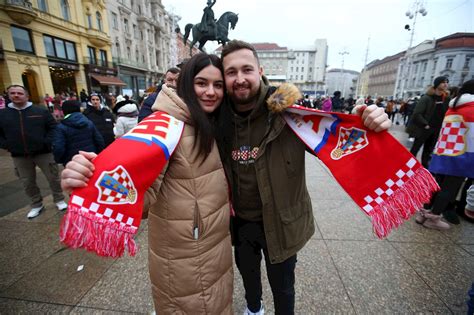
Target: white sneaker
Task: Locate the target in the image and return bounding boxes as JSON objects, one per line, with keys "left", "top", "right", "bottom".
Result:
{"left": 56, "top": 201, "right": 68, "bottom": 211}
{"left": 243, "top": 303, "right": 264, "bottom": 315}
{"left": 27, "top": 206, "right": 44, "bottom": 219}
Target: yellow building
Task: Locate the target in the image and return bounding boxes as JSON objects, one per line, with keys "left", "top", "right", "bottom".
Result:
{"left": 0, "top": 0, "right": 122, "bottom": 104}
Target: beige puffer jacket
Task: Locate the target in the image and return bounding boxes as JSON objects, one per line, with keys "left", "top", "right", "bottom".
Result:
{"left": 144, "top": 85, "right": 233, "bottom": 314}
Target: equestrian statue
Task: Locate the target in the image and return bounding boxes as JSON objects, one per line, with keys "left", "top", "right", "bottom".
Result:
{"left": 183, "top": 0, "right": 238, "bottom": 56}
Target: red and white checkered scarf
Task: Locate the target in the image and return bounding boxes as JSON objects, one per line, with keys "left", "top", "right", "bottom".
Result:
{"left": 60, "top": 111, "right": 184, "bottom": 257}
{"left": 283, "top": 105, "right": 439, "bottom": 238}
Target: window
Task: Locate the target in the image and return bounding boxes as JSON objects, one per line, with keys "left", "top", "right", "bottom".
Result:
{"left": 11, "top": 26, "right": 34, "bottom": 53}
{"left": 54, "top": 38, "right": 66, "bottom": 58}
{"left": 127, "top": 47, "right": 131, "bottom": 59}
{"left": 112, "top": 13, "right": 118, "bottom": 29}
{"left": 464, "top": 56, "right": 471, "bottom": 68}
{"left": 43, "top": 35, "right": 77, "bottom": 61}
{"left": 309, "top": 67, "right": 312, "bottom": 72}
{"left": 140, "top": 31, "right": 143, "bottom": 40}
{"left": 433, "top": 59, "right": 438, "bottom": 71}
{"left": 87, "top": 15, "right": 92, "bottom": 29}
{"left": 88, "top": 46, "right": 97, "bottom": 64}
{"left": 124, "top": 18, "right": 129, "bottom": 33}
{"left": 300, "top": 75, "right": 303, "bottom": 80}
{"left": 43, "top": 36, "right": 55, "bottom": 56}
{"left": 60, "top": 0, "right": 70, "bottom": 21}
{"left": 133, "top": 24, "right": 138, "bottom": 38}
{"left": 115, "top": 42, "right": 120, "bottom": 55}
{"left": 65, "top": 41, "right": 76, "bottom": 61}
{"left": 422, "top": 62, "right": 427, "bottom": 72}
{"left": 445, "top": 58, "right": 453, "bottom": 69}
{"left": 96, "top": 12, "right": 103, "bottom": 31}
{"left": 38, "top": 0, "right": 48, "bottom": 12}
{"left": 99, "top": 49, "right": 107, "bottom": 67}
{"left": 290, "top": 67, "right": 293, "bottom": 72}
{"left": 301, "top": 67, "right": 304, "bottom": 72}
{"left": 135, "top": 49, "right": 139, "bottom": 61}
{"left": 296, "top": 67, "right": 299, "bottom": 72}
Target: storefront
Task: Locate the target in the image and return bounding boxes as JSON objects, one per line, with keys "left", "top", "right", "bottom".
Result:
{"left": 84, "top": 63, "right": 125, "bottom": 96}
{"left": 48, "top": 61, "right": 79, "bottom": 96}
{"left": 118, "top": 67, "right": 147, "bottom": 99}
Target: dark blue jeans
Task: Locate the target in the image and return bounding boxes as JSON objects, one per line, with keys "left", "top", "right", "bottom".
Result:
{"left": 233, "top": 217, "right": 297, "bottom": 315}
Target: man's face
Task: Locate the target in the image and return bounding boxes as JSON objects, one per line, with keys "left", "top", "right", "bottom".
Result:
{"left": 8, "top": 87, "right": 29, "bottom": 107}
{"left": 222, "top": 49, "right": 263, "bottom": 108}
{"left": 164, "top": 71, "right": 179, "bottom": 89}
{"left": 438, "top": 81, "right": 448, "bottom": 91}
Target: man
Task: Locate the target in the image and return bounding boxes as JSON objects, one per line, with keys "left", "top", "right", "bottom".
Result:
{"left": 406, "top": 76, "right": 450, "bottom": 168}
{"left": 83, "top": 93, "right": 115, "bottom": 147}
{"left": 60, "top": 40, "right": 390, "bottom": 314}
{"left": 0, "top": 85, "right": 67, "bottom": 218}
{"left": 215, "top": 40, "right": 390, "bottom": 314}
{"left": 200, "top": 0, "right": 217, "bottom": 35}
{"left": 138, "top": 67, "right": 180, "bottom": 122}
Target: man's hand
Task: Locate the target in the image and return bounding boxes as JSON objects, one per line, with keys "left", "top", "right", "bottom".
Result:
{"left": 61, "top": 151, "right": 97, "bottom": 192}
{"left": 354, "top": 104, "right": 392, "bottom": 132}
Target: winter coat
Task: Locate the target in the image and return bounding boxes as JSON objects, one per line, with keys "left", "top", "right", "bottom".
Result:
{"left": 144, "top": 85, "right": 233, "bottom": 314}
{"left": 322, "top": 98, "right": 332, "bottom": 111}
{"left": 113, "top": 103, "right": 138, "bottom": 137}
{"left": 215, "top": 79, "right": 315, "bottom": 264}
{"left": 138, "top": 91, "right": 158, "bottom": 122}
{"left": 0, "top": 103, "right": 57, "bottom": 157}
{"left": 406, "top": 87, "right": 449, "bottom": 138}
{"left": 52, "top": 112, "right": 105, "bottom": 165}
{"left": 83, "top": 105, "right": 115, "bottom": 147}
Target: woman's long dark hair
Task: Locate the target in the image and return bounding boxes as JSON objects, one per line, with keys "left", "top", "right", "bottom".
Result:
{"left": 176, "top": 53, "right": 223, "bottom": 162}
{"left": 452, "top": 79, "right": 474, "bottom": 108}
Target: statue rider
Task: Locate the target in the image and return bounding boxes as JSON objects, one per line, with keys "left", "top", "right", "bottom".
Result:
{"left": 200, "top": 0, "right": 217, "bottom": 37}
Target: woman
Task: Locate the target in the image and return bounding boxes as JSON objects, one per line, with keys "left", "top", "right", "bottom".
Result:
{"left": 113, "top": 99, "right": 138, "bottom": 137}
{"left": 61, "top": 53, "right": 233, "bottom": 314}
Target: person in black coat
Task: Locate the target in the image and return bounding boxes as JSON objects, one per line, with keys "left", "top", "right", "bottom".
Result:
{"left": 83, "top": 93, "right": 115, "bottom": 147}
{"left": 52, "top": 100, "right": 104, "bottom": 165}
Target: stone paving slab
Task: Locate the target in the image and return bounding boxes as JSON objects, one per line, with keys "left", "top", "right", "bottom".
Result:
{"left": 326, "top": 240, "right": 452, "bottom": 314}
{"left": 0, "top": 297, "right": 74, "bottom": 314}
{"left": 392, "top": 242, "right": 474, "bottom": 314}
{"left": 0, "top": 220, "right": 64, "bottom": 291}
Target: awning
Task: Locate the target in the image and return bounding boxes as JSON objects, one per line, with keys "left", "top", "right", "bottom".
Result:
{"left": 91, "top": 74, "right": 127, "bottom": 86}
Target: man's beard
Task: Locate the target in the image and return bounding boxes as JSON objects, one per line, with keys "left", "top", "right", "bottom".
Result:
{"left": 230, "top": 84, "right": 259, "bottom": 105}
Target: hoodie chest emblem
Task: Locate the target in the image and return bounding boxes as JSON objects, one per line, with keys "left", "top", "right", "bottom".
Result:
{"left": 232, "top": 145, "right": 259, "bottom": 164}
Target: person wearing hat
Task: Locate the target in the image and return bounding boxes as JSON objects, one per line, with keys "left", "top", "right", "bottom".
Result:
{"left": 83, "top": 93, "right": 115, "bottom": 147}
{"left": 113, "top": 98, "right": 139, "bottom": 137}
{"left": 52, "top": 100, "right": 104, "bottom": 166}
{"left": 406, "top": 75, "right": 450, "bottom": 167}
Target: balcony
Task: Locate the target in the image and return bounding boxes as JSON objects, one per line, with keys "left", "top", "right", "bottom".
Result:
{"left": 86, "top": 29, "right": 111, "bottom": 48}
{"left": 3, "top": 0, "right": 37, "bottom": 25}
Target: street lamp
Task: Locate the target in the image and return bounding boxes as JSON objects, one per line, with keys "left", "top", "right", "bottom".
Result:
{"left": 398, "top": 0, "right": 427, "bottom": 100}
{"left": 339, "top": 50, "right": 349, "bottom": 97}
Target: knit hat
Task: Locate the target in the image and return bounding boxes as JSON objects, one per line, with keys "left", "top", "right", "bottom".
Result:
{"left": 433, "top": 76, "right": 449, "bottom": 89}
{"left": 62, "top": 100, "right": 81, "bottom": 115}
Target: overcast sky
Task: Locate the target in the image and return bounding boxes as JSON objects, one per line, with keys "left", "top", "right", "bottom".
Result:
{"left": 162, "top": 0, "right": 473, "bottom": 72}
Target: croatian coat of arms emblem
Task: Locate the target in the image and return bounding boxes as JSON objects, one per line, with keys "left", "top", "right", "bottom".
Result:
{"left": 95, "top": 165, "right": 137, "bottom": 205}
{"left": 331, "top": 127, "right": 368, "bottom": 160}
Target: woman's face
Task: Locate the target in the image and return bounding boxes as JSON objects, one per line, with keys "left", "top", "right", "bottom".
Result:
{"left": 90, "top": 96, "right": 101, "bottom": 108}
{"left": 193, "top": 65, "right": 224, "bottom": 114}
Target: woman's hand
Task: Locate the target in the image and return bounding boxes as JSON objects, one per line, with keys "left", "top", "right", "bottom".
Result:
{"left": 61, "top": 151, "right": 97, "bottom": 192}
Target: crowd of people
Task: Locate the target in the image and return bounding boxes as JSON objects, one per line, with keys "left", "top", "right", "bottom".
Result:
{"left": 1, "top": 40, "right": 473, "bottom": 313}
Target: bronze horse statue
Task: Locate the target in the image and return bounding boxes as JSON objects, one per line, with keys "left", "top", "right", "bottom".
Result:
{"left": 183, "top": 11, "right": 238, "bottom": 56}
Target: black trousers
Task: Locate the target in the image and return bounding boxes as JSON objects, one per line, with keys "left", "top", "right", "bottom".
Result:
{"left": 233, "top": 217, "right": 297, "bottom": 315}
{"left": 430, "top": 174, "right": 466, "bottom": 215}
{"left": 410, "top": 131, "right": 438, "bottom": 168}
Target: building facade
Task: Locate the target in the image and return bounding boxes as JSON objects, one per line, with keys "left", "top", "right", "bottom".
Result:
{"left": 394, "top": 33, "right": 474, "bottom": 99}
{"left": 325, "top": 68, "right": 360, "bottom": 98}
{"left": 107, "top": 0, "right": 173, "bottom": 97}
{"left": 0, "top": 0, "right": 120, "bottom": 104}
{"left": 363, "top": 52, "right": 404, "bottom": 99}
{"left": 287, "top": 39, "right": 328, "bottom": 96}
